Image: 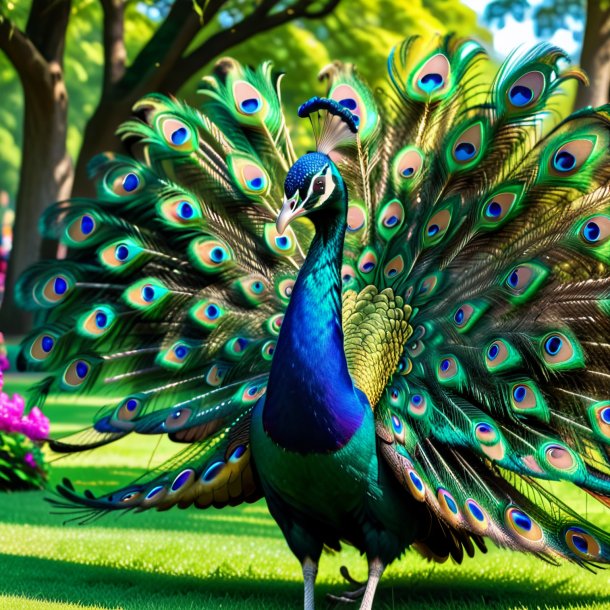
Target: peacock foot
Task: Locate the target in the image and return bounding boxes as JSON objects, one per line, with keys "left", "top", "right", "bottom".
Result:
{"left": 325, "top": 565, "right": 366, "bottom": 603}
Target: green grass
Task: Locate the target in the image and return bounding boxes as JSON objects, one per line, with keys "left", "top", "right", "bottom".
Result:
{"left": 1, "top": 373, "right": 610, "bottom": 609}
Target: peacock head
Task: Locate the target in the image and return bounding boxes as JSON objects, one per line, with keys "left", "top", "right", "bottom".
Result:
{"left": 276, "top": 152, "right": 345, "bottom": 234}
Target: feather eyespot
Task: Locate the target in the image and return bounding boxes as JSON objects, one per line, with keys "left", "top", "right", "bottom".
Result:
{"left": 507, "top": 71, "right": 545, "bottom": 108}
{"left": 347, "top": 204, "right": 367, "bottom": 232}
{"left": 406, "top": 469, "right": 426, "bottom": 502}
{"left": 565, "top": 527, "right": 602, "bottom": 560}
{"left": 485, "top": 339, "right": 521, "bottom": 372}
{"left": 540, "top": 332, "right": 583, "bottom": 370}
{"left": 384, "top": 255, "right": 404, "bottom": 279}
{"left": 464, "top": 498, "right": 489, "bottom": 533}
{"left": 452, "top": 122, "right": 483, "bottom": 165}
{"left": 35, "top": 274, "right": 73, "bottom": 307}
{"left": 159, "top": 197, "right": 202, "bottom": 227}
{"left": 407, "top": 339, "right": 425, "bottom": 357}
{"left": 190, "top": 238, "right": 234, "bottom": 274}
{"left": 99, "top": 239, "right": 143, "bottom": 271}
{"left": 190, "top": 300, "right": 225, "bottom": 330}
{"left": 233, "top": 80, "right": 264, "bottom": 116}
{"left": 480, "top": 190, "right": 521, "bottom": 227}
{"left": 118, "top": 489, "right": 142, "bottom": 505}
{"left": 508, "top": 382, "right": 548, "bottom": 423}
{"left": 67, "top": 214, "right": 97, "bottom": 244}
{"left": 110, "top": 171, "right": 143, "bottom": 196}
{"left": 228, "top": 155, "right": 270, "bottom": 198}
{"left": 158, "top": 341, "right": 192, "bottom": 368}
{"left": 158, "top": 117, "right": 198, "bottom": 152}
{"left": 407, "top": 393, "right": 428, "bottom": 419}
{"left": 240, "top": 383, "right": 266, "bottom": 403}
{"left": 261, "top": 340, "right": 276, "bottom": 361}
{"left": 123, "top": 279, "right": 169, "bottom": 310}
{"left": 358, "top": 249, "right": 378, "bottom": 274}
{"left": 424, "top": 209, "right": 451, "bottom": 245}
{"left": 579, "top": 215, "right": 610, "bottom": 246}
{"left": 437, "top": 356, "right": 461, "bottom": 385}
{"left": 165, "top": 407, "right": 192, "bottom": 431}
{"left": 452, "top": 304, "right": 476, "bottom": 331}
{"left": 205, "top": 364, "right": 229, "bottom": 387}
{"left": 276, "top": 277, "right": 295, "bottom": 303}
{"left": 413, "top": 53, "right": 450, "bottom": 98}
{"left": 377, "top": 199, "right": 404, "bottom": 239}
{"left": 330, "top": 84, "right": 366, "bottom": 128}
{"left": 503, "top": 262, "right": 548, "bottom": 302}
{"left": 264, "top": 223, "right": 297, "bottom": 256}
{"left": 62, "top": 359, "right": 91, "bottom": 389}
{"left": 549, "top": 138, "right": 595, "bottom": 176}
{"left": 437, "top": 488, "right": 461, "bottom": 526}
{"left": 416, "top": 274, "right": 440, "bottom": 300}
{"left": 235, "top": 275, "right": 269, "bottom": 306}
{"left": 111, "top": 397, "right": 143, "bottom": 430}
{"left": 228, "top": 444, "right": 248, "bottom": 463}
{"left": 396, "top": 356, "right": 412, "bottom": 376}
{"left": 391, "top": 414, "right": 404, "bottom": 442}
{"left": 542, "top": 443, "right": 578, "bottom": 474}
{"left": 171, "top": 469, "right": 195, "bottom": 492}
{"left": 474, "top": 421, "right": 505, "bottom": 460}
{"left": 265, "top": 313, "right": 284, "bottom": 336}
{"left": 29, "top": 333, "right": 56, "bottom": 362}
{"left": 141, "top": 485, "right": 166, "bottom": 506}
{"left": 388, "top": 385, "right": 405, "bottom": 408}
{"left": 78, "top": 306, "right": 116, "bottom": 338}
{"left": 587, "top": 401, "right": 610, "bottom": 441}
{"left": 224, "top": 337, "right": 249, "bottom": 360}
{"left": 393, "top": 147, "right": 424, "bottom": 183}
{"left": 202, "top": 461, "right": 225, "bottom": 483}
{"left": 505, "top": 507, "right": 543, "bottom": 544}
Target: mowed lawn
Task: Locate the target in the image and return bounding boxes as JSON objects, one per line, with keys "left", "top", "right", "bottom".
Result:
{"left": 1, "top": 373, "right": 610, "bottom": 610}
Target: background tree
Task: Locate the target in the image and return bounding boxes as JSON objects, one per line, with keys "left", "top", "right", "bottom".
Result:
{"left": 0, "top": 0, "right": 341, "bottom": 334}
{"left": 484, "top": 0, "right": 610, "bottom": 108}
{"left": 0, "top": 0, "right": 489, "bottom": 335}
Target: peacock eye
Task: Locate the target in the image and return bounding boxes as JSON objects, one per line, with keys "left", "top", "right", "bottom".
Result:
{"left": 313, "top": 177, "right": 325, "bottom": 195}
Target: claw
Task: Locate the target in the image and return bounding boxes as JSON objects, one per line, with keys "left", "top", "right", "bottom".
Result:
{"left": 340, "top": 565, "right": 365, "bottom": 587}
{"left": 326, "top": 584, "right": 366, "bottom": 604}
{"left": 326, "top": 593, "right": 359, "bottom": 604}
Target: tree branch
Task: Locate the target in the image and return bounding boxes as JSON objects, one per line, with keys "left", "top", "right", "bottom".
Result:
{"left": 0, "top": 14, "right": 47, "bottom": 86}
{"left": 160, "top": 0, "right": 341, "bottom": 92}
{"left": 100, "top": 0, "right": 127, "bottom": 93}
{"left": 25, "top": 0, "right": 71, "bottom": 64}
{"left": 111, "top": 0, "right": 225, "bottom": 101}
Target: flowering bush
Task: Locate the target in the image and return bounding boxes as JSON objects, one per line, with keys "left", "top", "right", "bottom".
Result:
{"left": 0, "top": 370, "right": 49, "bottom": 490}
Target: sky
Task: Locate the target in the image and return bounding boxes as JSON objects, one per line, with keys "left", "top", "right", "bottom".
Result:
{"left": 463, "top": 0, "right": 583, "bottom": 60}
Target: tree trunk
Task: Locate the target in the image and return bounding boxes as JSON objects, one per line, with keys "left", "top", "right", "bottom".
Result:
{"left": 0, "top": 65, "right": 73, "bottom": 334}
{"left": 575, "top": 0, "right": 610, "bottom": 109}
{"left": 72, "top": 100, "right": 130, "bottom": 197}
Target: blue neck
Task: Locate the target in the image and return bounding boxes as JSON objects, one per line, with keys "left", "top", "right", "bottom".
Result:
{"left": 263, "top": 202, "right": 366, "bottom": 453}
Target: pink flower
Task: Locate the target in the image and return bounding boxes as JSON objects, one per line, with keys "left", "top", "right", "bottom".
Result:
{"left": 20, "top": 407, "right": 49, "bottom": 441}
{"left": 23, "top": 452, "right": 37, "bottom": 468}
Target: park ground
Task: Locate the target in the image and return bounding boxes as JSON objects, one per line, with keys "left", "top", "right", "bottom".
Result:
{"left": 0, "top": 371, "right": 609, "bottom": 610}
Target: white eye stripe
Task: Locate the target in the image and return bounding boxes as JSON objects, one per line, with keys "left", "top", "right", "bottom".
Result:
{"left": 306, "top": 165, "right": 335, "bottom": 207}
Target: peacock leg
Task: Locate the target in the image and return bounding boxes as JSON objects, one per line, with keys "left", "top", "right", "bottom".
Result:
{"left": 302, "top": 557, "right": 318, "bottom": 610}
{"left": 359, "top": 557, "right": 385, "bottom": 610}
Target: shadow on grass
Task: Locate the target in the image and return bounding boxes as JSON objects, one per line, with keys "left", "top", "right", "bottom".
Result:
{"left": 0, "top": 554, "right": 302, "bottom": 610}
{"left": 1, "top": 553, "right": 608, "bottom": 610}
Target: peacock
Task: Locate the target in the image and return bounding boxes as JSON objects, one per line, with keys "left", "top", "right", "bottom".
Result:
{"left": 15, "top": 35, "right": 610, "bottom": 609}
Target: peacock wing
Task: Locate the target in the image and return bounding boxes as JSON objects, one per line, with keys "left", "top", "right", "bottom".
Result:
{"left": 332, "top": 37, "right": 610, "bottom": 565}
{"left": 18, "top": 59, "right": 313, "bottom": 516}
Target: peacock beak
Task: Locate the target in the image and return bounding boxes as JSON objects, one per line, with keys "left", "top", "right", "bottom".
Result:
{"left": 276, "top": 193, "right": 304, "bottom": 235}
